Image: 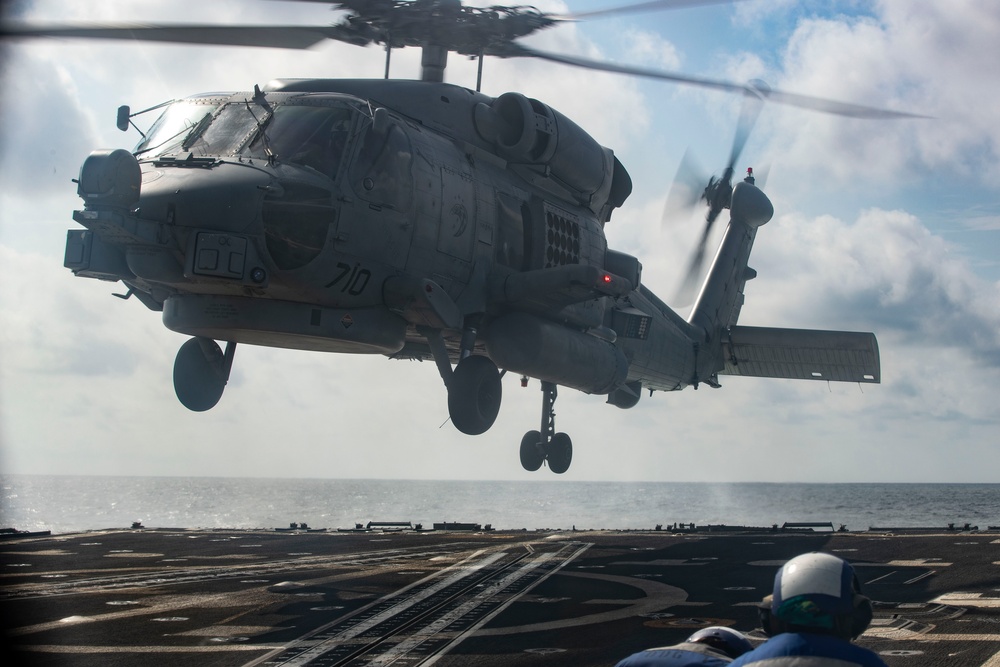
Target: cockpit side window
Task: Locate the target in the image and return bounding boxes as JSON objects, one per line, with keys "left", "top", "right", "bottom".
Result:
{"left": 351, "top": 121, "right": 413, "bottom": 212}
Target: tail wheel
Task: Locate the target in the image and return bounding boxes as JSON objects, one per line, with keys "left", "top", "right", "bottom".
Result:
{"left": 519, "top": 430, "right": 545, "bottom": 471}
{"left": 546, "top": 432, "right": 573, "bottom": 474}
{"left": 448, "top": 355, "right": 502, "bottom": 435}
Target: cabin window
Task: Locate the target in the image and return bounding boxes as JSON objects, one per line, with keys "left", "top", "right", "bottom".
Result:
{"left": 495, "top": 193, "right": 525, "bottom": 270}
{"left": 351, "top": 122, "right": 413, "bottom": 211}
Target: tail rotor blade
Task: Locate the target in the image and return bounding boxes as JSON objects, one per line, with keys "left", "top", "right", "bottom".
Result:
{"left": 751, "top": 163, "right": 770, "bottom": 189}
{"left": 675, "top": 82, "right": 768, "bottom": 303}
{"left": 726, "top": 79, "right": 768, "bottom": 175}
{"left": 662, "top": 148, "right": 707, "bottom": 228}
{"left": 675, "top": 217, "right": 713, "bottom": 304}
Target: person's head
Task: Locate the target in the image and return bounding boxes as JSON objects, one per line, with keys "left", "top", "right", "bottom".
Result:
{"left": 686, "top": 626, "right": 753, "bottom": 659}
{"left": 758, "top": 552, "right": 873, "bottom": 641}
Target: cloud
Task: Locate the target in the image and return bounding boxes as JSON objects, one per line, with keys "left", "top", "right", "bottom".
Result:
{"left": 749, "top": 208, "right": 1000, "bottom": 360}
{"left": 755, "top": 2, "right": 1000, "bottom": 189}
{"left": 623, "top": 28, "right": 682, "bottom": 70}
{"left": 742, "top": 206, "right": 1000, "bottom": 429}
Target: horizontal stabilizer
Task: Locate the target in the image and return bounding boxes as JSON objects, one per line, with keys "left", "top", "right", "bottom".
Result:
{"left": 721, "top": 325, "right": 880, "bottom": 383}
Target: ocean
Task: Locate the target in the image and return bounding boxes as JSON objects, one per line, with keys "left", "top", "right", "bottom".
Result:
{"left": 1, "top": 476, "right": 998, "bottom": 535}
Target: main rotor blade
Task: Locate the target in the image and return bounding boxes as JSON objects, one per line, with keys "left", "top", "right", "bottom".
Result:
{"left": 509, "top": 45, "right": 927, "bottom": 119}
{"left": 557, "top": 0, "right": 745, "bottom": 21}
{"left": 0, "top": 23, "right": 349, "bottom": 49}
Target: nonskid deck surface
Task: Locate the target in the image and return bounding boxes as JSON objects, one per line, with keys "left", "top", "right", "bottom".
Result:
{"left": 1, "top": 527, "right": 998, "bottom": 666}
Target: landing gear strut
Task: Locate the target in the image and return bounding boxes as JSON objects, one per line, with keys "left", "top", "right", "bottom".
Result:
{"left": 520, "top": 381, "right": 573, "bottom": 474}
{"left": 173, "top": 337, "right": 236, "bottom": 411}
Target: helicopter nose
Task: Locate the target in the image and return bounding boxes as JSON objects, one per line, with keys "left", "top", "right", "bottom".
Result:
{"left": 136, "top": 161, "right": 271, "bottom": 233}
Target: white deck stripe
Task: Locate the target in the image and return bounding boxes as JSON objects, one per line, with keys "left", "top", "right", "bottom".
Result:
{"left": 980, "top": 649, "right": 1000, "bottom": 667}
{"left": 423, "top": 543, "right": 592, "bottom": 666}
{"left": 369, "top": 551, "right": 560, "bottom": 666}
{"left": 247, "top": 549, "right": 509, "bottom": 667}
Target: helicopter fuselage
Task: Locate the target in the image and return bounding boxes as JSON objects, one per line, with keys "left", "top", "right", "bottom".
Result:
{"left": 28, "top": 0, "right": 882, "bottom": 475}
{"left": 67, "top": 79, "right": 702, "bottom": 401}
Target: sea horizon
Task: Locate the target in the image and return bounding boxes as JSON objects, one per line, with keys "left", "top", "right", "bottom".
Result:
{"left": 2, "top": 475, "right": 997, "bottom": 535}
{"left": 6, "top": 472, "right": 999, "bottom": 484}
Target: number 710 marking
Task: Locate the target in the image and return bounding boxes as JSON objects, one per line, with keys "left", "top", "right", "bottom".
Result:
{"left": 325, "top": 262, "right": 371, "bottom": 295}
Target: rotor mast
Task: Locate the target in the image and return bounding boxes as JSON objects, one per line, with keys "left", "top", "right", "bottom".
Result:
{"left": 420, "top": 44, "right": 448, "bottom": 82}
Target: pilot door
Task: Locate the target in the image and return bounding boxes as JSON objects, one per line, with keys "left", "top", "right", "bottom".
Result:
{"left": 340, "top": 118, "right": 414, "bottom": 270}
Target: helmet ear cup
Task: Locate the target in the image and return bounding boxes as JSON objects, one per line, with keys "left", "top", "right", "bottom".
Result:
{"left": 761, "top": 592, "right": 871, "bottom": 640}
{"left": 850, "top": 594, "right": 873, "bottom": 639}
{"left": 757, "top": 595, "right": 776, "bottom": 637}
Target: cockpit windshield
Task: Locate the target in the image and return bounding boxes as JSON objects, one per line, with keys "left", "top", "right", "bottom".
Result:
{"left": 134, "top": 100, "right": 219, "bottom": 156}
{"left": 136, "top": 96, "right": 357, "bottom": 182}
{"left": 184, "top": 102, "right": 261, "bottom": 157}
{"left": 245, "top": 105, "right": 354, "bottom": 181}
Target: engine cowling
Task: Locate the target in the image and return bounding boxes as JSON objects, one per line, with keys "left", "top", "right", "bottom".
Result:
{"left": 474, "top": 92, "right": 626, "bottom": 215}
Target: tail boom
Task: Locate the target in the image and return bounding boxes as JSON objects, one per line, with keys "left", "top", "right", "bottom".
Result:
{"left": 684, "top": 181, "right": 880, "bottom": 387}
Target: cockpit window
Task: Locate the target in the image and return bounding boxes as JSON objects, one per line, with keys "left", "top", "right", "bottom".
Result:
{"left": 244, "top": 105, "right": 353, "bottom": 181}
{"left": 185, "top": 103, "right": 261, "bottom": 157}
{"left": 134, "top": 100, "right": 219, "bottom": 157}
{"left": 137, "top": 98, "right": 357, "bottom": 183}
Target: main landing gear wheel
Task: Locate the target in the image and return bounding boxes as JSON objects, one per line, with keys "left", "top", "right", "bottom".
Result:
{"left": 519, "top": 380, "right": 574, "bottom": 474}
{"left": 520, "top": 430, "right": 545, "bottom": 472}
{"left": 173, "top": 337, "right": 236, "bottom": 412}
{"left": 448, "top": 355, "right": 502, "bottom": 435}
{"left": 546, "top": 432, "right": 573, "bottom": 474}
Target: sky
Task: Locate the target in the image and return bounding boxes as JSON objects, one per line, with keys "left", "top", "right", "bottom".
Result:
{"left": 0, "top": 0, "right": 998, "bottom": 483}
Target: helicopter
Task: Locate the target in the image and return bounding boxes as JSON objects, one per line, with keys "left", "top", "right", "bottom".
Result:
{"left": 4, "top": 1, "right": 908, "bottom": 474}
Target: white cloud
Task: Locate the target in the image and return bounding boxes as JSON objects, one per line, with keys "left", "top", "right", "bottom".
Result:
{"left": 745, "top": 207, "right": 1000, "bottom": 427}
{"left": 754, "top": 2, "right": 1000, "bottom": 190}
{"left": 750, "top": 208, "right": 1000, "bottom": 358}
{"left": 623, "top": 28, "right": 682, "bottom": 70}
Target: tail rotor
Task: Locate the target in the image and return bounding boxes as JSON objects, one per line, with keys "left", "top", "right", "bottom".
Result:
{"left": 668, "top": 80, "right": 769, "bottom": 303}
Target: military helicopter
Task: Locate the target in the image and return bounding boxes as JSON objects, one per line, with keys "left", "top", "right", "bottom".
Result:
{"left": 5, "top": 0, "right": 907, "bottom": 474}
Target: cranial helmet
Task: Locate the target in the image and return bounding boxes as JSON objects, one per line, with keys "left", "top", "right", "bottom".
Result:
{"left": 687, "top": 626, "right": 754, "bottom": 659}
{"left": 759, "top": 552, "right": 873, "bottom": 640}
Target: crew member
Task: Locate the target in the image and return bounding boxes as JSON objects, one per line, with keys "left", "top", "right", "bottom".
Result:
{"left": 729, "top": 552, "right": 887, "bottom": 667}
{"left": 615, "top": 626, "right": 753, "bottom": 666}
